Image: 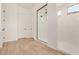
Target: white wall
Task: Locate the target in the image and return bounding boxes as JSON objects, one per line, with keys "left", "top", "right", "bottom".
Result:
{"left": 57, "top": 3, "right": 79, "bottom": 54}
{"left": 17, "top": 5, "right": 34, "bottom": 38}
{"left": 48, "top": 3, "right": 57, "bottom": 49}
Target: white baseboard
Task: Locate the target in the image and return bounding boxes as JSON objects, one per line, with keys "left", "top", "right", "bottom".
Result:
{"left": 56, "top": 48, "right": 71, "bottom": 55}
{"left": 34, "top": 37, "right": 37, "bottom": 40}
{"left": 18, "top": 37, "right": 34, "bottom": 40}
{"left": 47, "top": 44, "right": 71, "bottom": 55}
{"left": 3, "top": 38, "right": 18, "bottom": 43}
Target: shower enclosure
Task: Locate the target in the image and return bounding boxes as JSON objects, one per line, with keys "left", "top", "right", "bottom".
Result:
{"left": 37, "top": 4, "right": 48, "bottom": 43}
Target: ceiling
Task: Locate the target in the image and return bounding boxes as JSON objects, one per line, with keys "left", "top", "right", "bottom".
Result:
{"left": 18, "top": 3, "right": 69, "bottom": 8}
{"left": 18, "top": 3, "right": 75, "bottom": 9}
{"left": 56, "top": 3, "right": 76, "bottom": 7}
{"left": 18, "top": 3, "right": 35, "bottom": 9}
{"left": 56, "top": 3, "right": 69, "bottom": 7}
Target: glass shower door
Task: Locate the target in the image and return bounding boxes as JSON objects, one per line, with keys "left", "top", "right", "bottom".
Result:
{"left": 37, "top": 4, "right": 48, "bottom": 43}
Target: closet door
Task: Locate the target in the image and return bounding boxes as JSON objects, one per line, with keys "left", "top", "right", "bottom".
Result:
{"left": 37, "top": 4, "right": 48, "bottom": 43}
{"left": 0, "top": 4, "right": 2, "bottom": 41}
{"left": 0, "top": 4, "right": 5, "bottom": 47}
{"left": 1, "top": 4, "right": 7, "bottom": 42}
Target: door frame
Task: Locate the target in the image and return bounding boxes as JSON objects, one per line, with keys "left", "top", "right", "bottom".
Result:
{"left": 36, "top": 4, "right": 48, "bottom": 40}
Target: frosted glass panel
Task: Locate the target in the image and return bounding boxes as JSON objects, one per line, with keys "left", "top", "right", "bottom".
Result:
{"left": 68, "top": 4, "right": 79, "bottom": 14}
{"left": 37, "top": 5, "right": 48, "bottom": 43}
